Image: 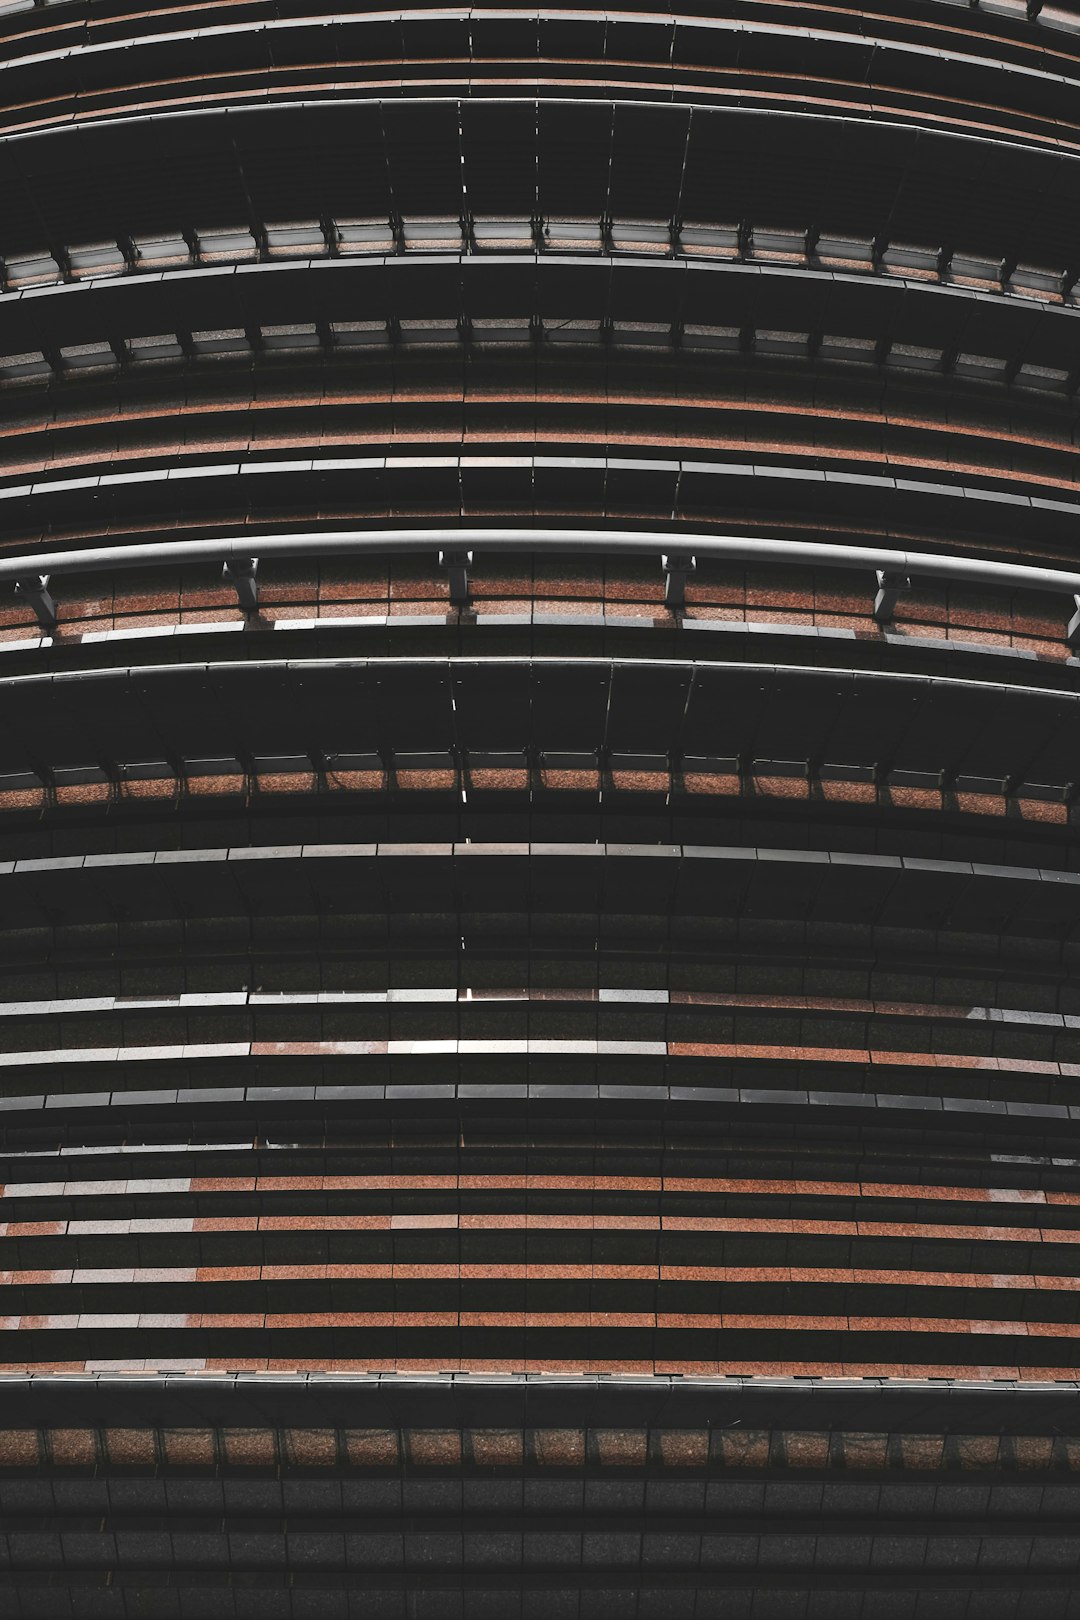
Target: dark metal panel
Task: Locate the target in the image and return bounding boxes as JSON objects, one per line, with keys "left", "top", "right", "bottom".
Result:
{"left": 460, "top": 100, "right": 540, "bottom": 219}
{"left": 451, "top": 663, "right": 533, "bottom": 751}
{"left": 530, "top": 665, "right": 611, "bottom": 752}
{"left": 682, "top": 668, "right": 773, "bottom": 761}
{"left": 605, "top": 664, "right": 690, "bottom": 754}
{"left": 816, "top": 676, "right": 924, "bottom": 772}
{"left": 380, "top": 100, "right": 465, "bottom": 219}
{"left": 536, "top": 102, "right": 613, "bottom": 220}
{"left": 608, "top": 103, "right": 692, "bottom": 223}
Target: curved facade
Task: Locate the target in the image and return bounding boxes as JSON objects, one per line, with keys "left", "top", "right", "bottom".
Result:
{"left": 5, "top": 0, "right": 1080, "bottom": 1613}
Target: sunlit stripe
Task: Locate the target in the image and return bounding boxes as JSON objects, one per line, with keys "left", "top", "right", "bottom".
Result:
{"left": 0, "top": 985, "right": 1060, "bottom": 1022}
{"left": 5, "top": 1311, "right": 1079, "bottom": 1334}
{"left": 0, "top": 1036, "right": 1074, "bottom": 1069}
{"left": 5, "top": 1213, "right": 1080, "bottom": 1243}
{"left": 2, "top": 1173, "right": 1078, "bottom": 1207}
{"left": 3, "top": 1263, "right": 1078, "bottom": 1289}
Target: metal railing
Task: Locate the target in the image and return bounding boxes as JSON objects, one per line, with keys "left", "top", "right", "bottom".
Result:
{"left": 3, "top": 527, "right": 1080, "bottom": 631}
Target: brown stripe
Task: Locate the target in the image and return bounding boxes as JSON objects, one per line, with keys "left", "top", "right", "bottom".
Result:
{"left": 5, "top": 1310, "right": 1079, "bottom": 1335}
{"left": 8, "top": 1175, "right": 1075, "bottom": 1207}
{"left": 0, "top": 1037, "right": 1074, "bottom": 1073}
{"left": 6, "top": 1213, "right": 1079, "bottom": 1242}
{"left": 3, "top": 1358, "right": 1080, "bottom": 1380}
{"left": 4, "top": 1264, "right": 1080, "bottom": 1290}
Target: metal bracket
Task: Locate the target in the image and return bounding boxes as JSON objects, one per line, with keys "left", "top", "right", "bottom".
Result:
{"left": 14, "top": 574, "right": 57, "bottom": 631}
{"left": 223, "top": 557, "right": 259, "bottom": 612}
{"left": 1066, "top": 594, "right": 1080, "bottom": 650}
{"left": 439, "top": 549, "right": 474, "bottom": 608}
{"left": 873, "top": 569, "right": 911, "bottom": 625}
{"left": 662, "top": 554, "right": 697, "bottom": 611}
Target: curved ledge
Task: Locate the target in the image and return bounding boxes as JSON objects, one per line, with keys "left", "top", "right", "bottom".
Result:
{"left": 1, "top": 1070, "right": 1077, "bottom": 1128}
{"left": 0, "top": 655, "right": 1076, "bottom": 814}
{"left": 2, "top": 250, "right": 1073, "bottom": 390}
{"left": 2, "top": 1366, "right": 1078, "bottom": 1425}
{"left": 5, "top": 99, "right": 1080, "bottom": 286}
{"left": 0, "top": 837, "right": 1075, "bottom": 896}
{"left": 4, "top": 836, "right": 1071, "bottom": 876}
{"left": 0, "top": 611, "right": 1066, "bottom": 684}
{"left": 1, "top": 522, "right": 1080, "bottom": 603}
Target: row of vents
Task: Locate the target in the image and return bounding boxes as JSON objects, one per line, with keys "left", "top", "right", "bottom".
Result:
{"left": 0, "top": 752, "right": 1067, "bottom": 800}
{"left": 0, "top": 217, "right": 1071, "bottom": 302}
{"left": 1, "top": 315, "right": 1067, "bottom": 393}
{"left": 3, "top": 220, "right": 1073, "bottom": 390}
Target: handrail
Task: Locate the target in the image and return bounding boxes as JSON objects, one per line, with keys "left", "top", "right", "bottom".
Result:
{"left": 2, "top": 526, "right": 1080, "bottom": 597}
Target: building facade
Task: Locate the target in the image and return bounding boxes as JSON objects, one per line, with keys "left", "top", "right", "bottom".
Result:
{"left": 3, "top": 0, "right": 1080, "bottom": 1612}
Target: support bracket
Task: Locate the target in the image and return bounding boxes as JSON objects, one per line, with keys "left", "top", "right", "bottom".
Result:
{"left": 439, "top": 549, "right": 474, "bottom": 608}
{"left": 662, "top": 553, "right": 697, "bottom": 611}
{"left": 1066, "top": 594, "right": 1080, "bottom": 650}
{"left": 14, "top": 574, "right": 57, "bottom": 632}
{"left": 873, "top": 569, "right": 911, "bottom": 625}
{"left": 223, "top": 557, "right": 259, "bottom": 612}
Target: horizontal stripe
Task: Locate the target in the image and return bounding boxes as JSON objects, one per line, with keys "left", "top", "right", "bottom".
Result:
{"left": 4, "top": 1265, "right": 1079, "bottom": 1290}
{"left": 0, "top": 986, "right": 1066, "bottom": 1026}
{"left": 0, "top": 1038, "right": 1075, "bottom": 1075}
{"left": 0, "top": 839, "right": 1072, "bottom": 889}
{"left": 0, "top": 1086, "right": 1070, "bottom": 1129}
{"left": 8, "top": 421, "right": 1080, "bottom": 504}
{"left": 5, "top": 1214, "right": 1080, "bottom": 1243}
{"left": 2, "top": 382, "right": 1077, "bottom": 477}
{"left": 0, "top": 611, "right": 1053, "bottom": 680}
{"left": 8, "top": 452, "right": 1080, "bottom": 530}
{"left": 10, "top": 1361, "right": 1080, "bottom": 1381}
{"left": 5, "top": 1175, "right": 1074, "bottom": 1204}
{"left": 4, "top": 1312, "right": 1080, "bottom": 1336}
